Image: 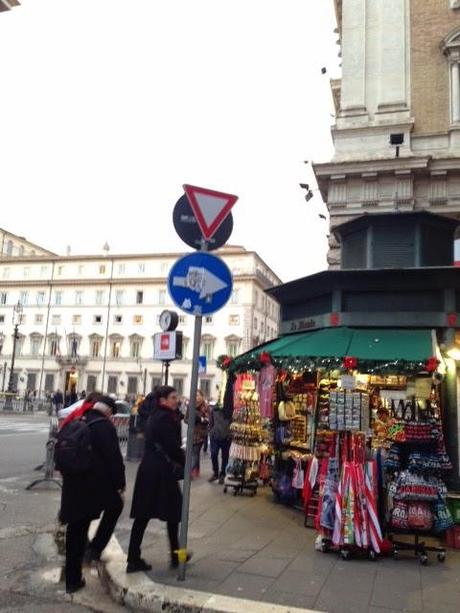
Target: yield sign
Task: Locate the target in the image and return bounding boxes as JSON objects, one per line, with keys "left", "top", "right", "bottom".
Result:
{"left": 183, "top": 184, "right": 238, "bottom": 241}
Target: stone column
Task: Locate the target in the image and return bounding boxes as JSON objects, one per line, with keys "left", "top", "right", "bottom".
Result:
{"left": 452, "top": 61, "right": 460, "bottom": 123}
{"left": 340, "top": 0, "right": 367, "bottom": 113}
{"left": 378, "top": 0, "right": 408, "bottom": 110}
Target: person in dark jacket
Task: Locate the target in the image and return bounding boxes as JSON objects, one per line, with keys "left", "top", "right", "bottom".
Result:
{"left": 208, "top": 403, "right": 231, "bottom": 484}
{"left": 59, "top": 395, "right": 126, "bottom": 593}
{"left": 185, "top": 390, "right": 209, "bottom": 478}
{"left": 127, "top": 385, "right": 188, "bottom": 573}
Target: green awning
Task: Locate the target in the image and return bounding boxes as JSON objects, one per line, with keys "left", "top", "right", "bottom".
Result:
{"left": 270, "top": 327, "right": 353, "bottom": 358}
{"left": 346, "top": 329, "right": 435, "bottom": 362}
{"left": 233, "top": 327, "right": 435, "bottom": 366}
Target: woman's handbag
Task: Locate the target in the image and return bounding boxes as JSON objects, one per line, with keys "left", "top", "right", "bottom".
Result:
{"left": 153, "top": 443, "right": 184, "bottom": 480}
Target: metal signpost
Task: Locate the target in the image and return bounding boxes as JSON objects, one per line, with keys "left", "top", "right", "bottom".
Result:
{"left": 168, "top": 184, "right": 237, "bottom": 581}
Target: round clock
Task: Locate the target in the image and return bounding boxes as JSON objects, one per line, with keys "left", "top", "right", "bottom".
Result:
{"left": 159, "top": 310, "right": 179, "bottom": 332}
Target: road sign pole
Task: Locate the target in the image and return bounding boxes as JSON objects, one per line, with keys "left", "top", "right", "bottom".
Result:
{"left": 163, "top": 360, "right": 171, "bottom": 386}
{"left": 177, "top": 311, "right": 203, "bottom": 581}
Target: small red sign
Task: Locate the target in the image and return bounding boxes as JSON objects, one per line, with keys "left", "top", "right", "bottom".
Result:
{"left": 330, "top": 312, "right": 340, "bottom": 326}
{"left": 160, "top": 334, "right": 170, "bottom": 351}
{"left": 447, "top": 313, "right": 458, "bottom": 327}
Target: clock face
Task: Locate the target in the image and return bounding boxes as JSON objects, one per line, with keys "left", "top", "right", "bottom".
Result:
{"left": 159, "top": 310, "right": 178, "bottom": 331}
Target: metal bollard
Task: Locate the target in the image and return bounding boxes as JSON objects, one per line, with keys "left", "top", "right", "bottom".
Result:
{"left": 26, "top": 416, "right": 62, "bottom": 490}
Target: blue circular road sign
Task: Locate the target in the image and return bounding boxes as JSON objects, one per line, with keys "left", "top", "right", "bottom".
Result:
{"left": 167, "top": 252, "right": 233, "bottom": 316}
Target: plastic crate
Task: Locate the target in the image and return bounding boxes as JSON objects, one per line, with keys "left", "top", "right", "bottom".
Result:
{"left": 447, "top": 495, "right": 460, "bottom": 524}
{"left": 445, "top": 526, "right": 460, "bottom": 549}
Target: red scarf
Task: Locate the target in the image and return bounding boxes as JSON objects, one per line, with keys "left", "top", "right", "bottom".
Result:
{"left": 61, "top": 400, "right": 103, "bottom": 429}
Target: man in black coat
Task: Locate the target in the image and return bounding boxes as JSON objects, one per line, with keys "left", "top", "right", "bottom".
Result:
{"left": 127, "top": 385, "right": 187, "bottom": 572}
{"left": 59, "top": 395, "right": 126, "bottom": 593}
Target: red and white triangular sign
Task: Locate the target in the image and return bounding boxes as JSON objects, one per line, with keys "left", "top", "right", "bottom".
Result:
{"left": 183, "top": 184, "right": 238, "bottom": 241}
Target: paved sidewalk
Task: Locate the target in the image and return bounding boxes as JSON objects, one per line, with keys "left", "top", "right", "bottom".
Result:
{"left": 115, "top": 456, "right": 460, "bottom": 613}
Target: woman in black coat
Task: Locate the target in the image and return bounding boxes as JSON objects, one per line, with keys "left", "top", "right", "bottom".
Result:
{"left": 127, "top": 385, "right": 186, "bottom": 573}
{"left": 59, "top": 396, "right": 126, "bottom": 593}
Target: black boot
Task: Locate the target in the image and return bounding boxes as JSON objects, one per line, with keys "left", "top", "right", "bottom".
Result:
{"left": 126, "top": 558, "right": 152, "bottom": 573}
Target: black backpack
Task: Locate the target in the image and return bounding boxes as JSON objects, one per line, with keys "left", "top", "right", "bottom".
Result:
{"left": 55, "top": 417, "right": 106, "bottom": 475}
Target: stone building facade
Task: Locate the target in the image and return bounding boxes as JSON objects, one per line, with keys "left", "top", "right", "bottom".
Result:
{"left": 315, "top": 0, "right": 460, "bottom": 267}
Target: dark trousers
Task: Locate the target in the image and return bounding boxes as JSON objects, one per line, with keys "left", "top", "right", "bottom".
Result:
{"left": 89, "top": 496, "right": 123, "bottom": 555}
{"left": 210, "top": 438, "right": 230, "bottom": 477}
{"left": 128, "top": 518, "right": 179, "bottom": 563}
{"left": 191, "top": 443, "right": 202, "bottom": 473}
{"left": 65, "top": 497, "right": 123, "bottom": 589}
{"left": 66, "top": 518, "right": 91, "bottom": 588}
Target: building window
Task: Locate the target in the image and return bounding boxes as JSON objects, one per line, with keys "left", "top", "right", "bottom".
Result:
{"left": 2, "top": 267, "right": 10, "bottom": 279}
{"left": 136, "top": 290, "right": 144, "bottom": 304}
{"left": 159, "top": 290, "right": 166, "bottom": 305}
{"left": 96, "top": 290, "right": 105, "bottom": 305}
{"left": 36, "top": 291, "right": 46, "bottom": 306}
{"left": 130, "top": 339, "right": 142, "bottom": 358}
{"left": 201, "top": 339, "right": 214, "bottom": 361}
{"left": 179, "top": 315, "right": 186, "bottom": 324}
{"left": 127, "top": 376, "right": 138, "bottom": 395}
{"left": 30, "top": 336, "right": 42, "bottom": 356}
{"left": 5, "top": 240, "right": 13, "bottom": 256}
{"left": 23, "top": 266, "right": 31, "bottom": 277}
{"left": 15, "top": 336, "right": 24, "bottom": 356}
{"left": 173, "top": 377, "right": 184, "bottom": 397}
{"left": 40, "top": 265, "right": 48, "bottom": 277}
{"left": 111, "top": 340, "right": 122, "bottom": 358}
{"left": 0, "top": 292, "right": 7, "bottom": 305}
{"left": 133, "top": 315, "right": 143, "bottom": 325}
{"left": 44, "top": 373, "right": 54, "bottom": 392}
{"left": 138, "top": 263, "right": 146, "bottom": 273}
{"left": 115, "top": 290, "right": 124, "bottom": 306}
{"left": 113, "top": 314, "right": 123, "bottom": 325}
{"left": 48, "top": 337, "right": 60, "bottom": 357}
{"left": 199, "top": 379, "right": 211, "bottom": 399}
{"left": 107, "top": 375, "right": 118, "bottom": 394}
{"left": 90, "top": 338, "right": 102, "bottom": 358}
{"left": 254, "top": 316, "right": 258, "bottom": 330}
{"left": 19, "top": 314, "right": 26, "bottom": 325}
{"left": 74, "top": 291, "right": 83, "bottom": 305}
{"left": 231, "top": 289, "right": 239, "bottom": 304}
{"left": 72, "top": 314, "right": 81, "bottom": 325}
{"left": 229, "top": 314, "right": 240, "bottom": 326}
{"left": 87, "top": 374, "right": 97, "bottom": 393}
{"left": 0, "top": 315, "right": 5, "bottom": 324}
{"left": 182, "top": 337, "right": 189, "bottom": 358}
{"left": 19, "top": 291, "right": 28, "bottom": 305}
{"left": 226, "top": 339, "right": 241, "bottom": 357}
{"left": 118, "top": 263, "right": 125, "bottom": 275}
{"left": 54, "top": 291, "right": 62, "bottom": 306}
{"left": 151, "top": 376, "right": 162, "bottom": 391}
{"left": 99, "top": 265, "right": 106, "bottom": 274}
{"left": 78, "top": 265, "right": 84, "bottom": 275}
{"left": 205, "top": 316, "right": 213, "bottom": 324}
{"left": 93, "top": 315, "right": 103, "bottom": 325}
{"left": 68, "top": 336, "right": 80, "bottom": 357}
{"left": 57, "top": 265, "right": 63, "bottom": 275}
{"left": 51, "top": 314, "right": 61, "bottom": 326}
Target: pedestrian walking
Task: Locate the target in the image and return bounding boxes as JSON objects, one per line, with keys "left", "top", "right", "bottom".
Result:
{"left": 53, "top": 389, "right": 63, "bottom": 415}
{"left": 208, "top": 403, "right": 232, "bottom": 484}
{"left": 56, "top": 394, "right": 126, "bottom": 593}
{"left": 185, "top": 390, "right": 209, "bottom": 479}
{"left": 127, "top": 385, "right": 189, "bottom": 573}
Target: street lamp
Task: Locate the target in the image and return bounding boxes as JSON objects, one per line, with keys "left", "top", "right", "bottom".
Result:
{"left": 4, "top": 301, "right": 23, "bottom": 410}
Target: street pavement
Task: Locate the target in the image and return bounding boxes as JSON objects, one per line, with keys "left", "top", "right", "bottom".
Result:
{"left": 0, "top": 411, "right": 124, "bottom": 613}
{"left": 115, "top": 454, "right": 460, "bottom": 613}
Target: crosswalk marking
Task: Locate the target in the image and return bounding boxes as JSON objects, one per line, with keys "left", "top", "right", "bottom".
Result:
{"left": 0, "top": 418, "right": 50, "bottom": 435}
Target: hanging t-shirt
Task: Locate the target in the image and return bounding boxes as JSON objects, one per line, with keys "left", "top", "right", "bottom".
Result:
{"left": 258, "top": 364, "right": 275, "bottom": 418}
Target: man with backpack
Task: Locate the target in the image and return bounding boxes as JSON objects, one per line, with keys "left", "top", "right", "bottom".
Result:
{"left": 55, "top": 394, "right": 126, "bottom": 594}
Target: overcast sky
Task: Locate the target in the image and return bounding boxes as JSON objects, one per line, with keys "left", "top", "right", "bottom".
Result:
{"left": 0, "top": 0, "right": 339, "bottom": 282}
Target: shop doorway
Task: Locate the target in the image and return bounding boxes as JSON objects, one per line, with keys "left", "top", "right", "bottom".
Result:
{"left": 64, "top": 370, "right": 79, "bottom": 405}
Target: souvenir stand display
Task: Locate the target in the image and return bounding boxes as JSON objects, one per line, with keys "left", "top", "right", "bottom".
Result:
{"left": 223, "top": 372, "right": 269, "bottom": 496}
{"left": 218, "top": 340, "right": 455, "bottom": 564}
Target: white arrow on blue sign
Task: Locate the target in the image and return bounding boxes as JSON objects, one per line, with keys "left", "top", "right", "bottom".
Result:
{"left": 167, "top": 252, "right": 233, "bottom": 316}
